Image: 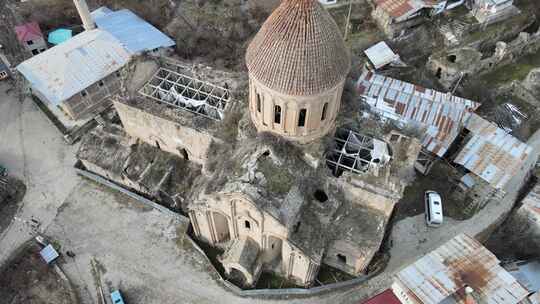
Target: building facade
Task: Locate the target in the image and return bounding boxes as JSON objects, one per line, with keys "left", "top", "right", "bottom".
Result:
{"left": 245, "top": 0, "right": 351, "bottom": 144}
{"left": 14, "top": 22, "right": 48, "bottom": 56}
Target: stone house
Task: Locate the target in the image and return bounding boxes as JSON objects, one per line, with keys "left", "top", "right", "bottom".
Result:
{"left": 17, "top": 29, "right": 130, "bottom": 120}
{"left": 14, "top": 22, "right": 48, "bottom": 56}
{"left": 370, "top": 0, "right": 465, "bottom": 38}
{"left": 468, "top": 0, "right": 518, "bottom": 24}
{"left": 15, "top": 0, "right": 176, "bottom": 122}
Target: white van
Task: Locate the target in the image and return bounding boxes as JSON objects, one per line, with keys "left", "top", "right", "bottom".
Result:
{"left": 425, "top": 191, "right": 443, "bottom": 227}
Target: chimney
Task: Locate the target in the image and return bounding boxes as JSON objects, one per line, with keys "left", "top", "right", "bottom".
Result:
{"left": 73, "top": 0, "right": 95, "bottom": 31}
{"left": 464, "top": 286, "right": 477, "bottom": 304}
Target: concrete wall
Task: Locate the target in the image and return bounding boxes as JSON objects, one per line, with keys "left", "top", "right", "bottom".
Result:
{"left": 114, "top": 101, "right": 216, "bottom": 166}
{"left": 248, "top": 76, "right": 345, "bottom": 144}
{"left": 189, "top": 192, "right": 318, "bottom": 286}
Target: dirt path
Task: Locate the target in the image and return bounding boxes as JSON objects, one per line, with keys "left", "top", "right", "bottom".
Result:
{"left": 0, "top": 82, "right": 80, "bottom": 265}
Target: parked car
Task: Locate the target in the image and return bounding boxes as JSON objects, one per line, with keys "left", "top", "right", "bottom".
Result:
{"left": 110, "top": 290, "right": 125, "bottom": 304}
{"left": 0, "top": 165, "right": 7, "bottom": 177}
{"left": 425, "top": 191, "right": 443, "bottom": 227}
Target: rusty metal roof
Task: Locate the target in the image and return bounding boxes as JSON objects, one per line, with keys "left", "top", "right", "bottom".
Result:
{"left": 374, "top": 0, "right": 417, "bottom": 19}
{"left": 357, "top": 70, "right": 480, "bottom": 157}
{"left": 454, "top": 113, "right": 533, "bottom": 190}
{"left": 393, "top": 234, "right": 529, "bottom": 304}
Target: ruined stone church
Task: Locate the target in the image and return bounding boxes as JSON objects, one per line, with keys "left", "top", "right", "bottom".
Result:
{"left": 79, "top": 0, "right": 421, "bottom": 288}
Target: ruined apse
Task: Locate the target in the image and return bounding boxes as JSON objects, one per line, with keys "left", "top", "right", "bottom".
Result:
{"left": 245, "top": 0, "right": 351, "bottom": 144}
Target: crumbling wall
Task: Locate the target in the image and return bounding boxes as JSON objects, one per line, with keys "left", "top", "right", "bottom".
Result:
{"left": 114, "top": 100, "right": 218, "bottom": 167}
{"left": 428, "top": 26, "right": 540, "bottom": 89}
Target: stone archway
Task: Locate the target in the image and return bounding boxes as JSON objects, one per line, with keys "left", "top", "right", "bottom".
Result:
{"left": 211, "top": 212, "right": 230, "bottom": 243}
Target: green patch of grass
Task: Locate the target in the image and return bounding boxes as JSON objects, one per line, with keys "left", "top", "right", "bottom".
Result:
{"left": 482, "top": 51, "right": 540, "bottom": 85}
{"left": 257, "top": 158, "right": 294, "bottom": 195}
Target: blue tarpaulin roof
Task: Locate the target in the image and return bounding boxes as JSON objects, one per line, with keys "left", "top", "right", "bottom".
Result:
{"left": 48, "top": 28, "right": 73, "bottom": 45}
{"left": 92, "top": 7, "right": 175, "bottom": 54}
{"left": 40, "top": 244, "right": 59, "bottom": 264}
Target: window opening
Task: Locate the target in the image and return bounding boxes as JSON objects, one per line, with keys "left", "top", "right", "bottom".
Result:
{"left": 298, "top": 109, "right": 307, "bottom": 127}
{"left": 314, "top": 190, "right": 328, "bottom": 202}
{"left": 321, "top": 103, "right": 329, "bottom": 121}
{"left": 274, "top": 105, "right": 281, "bottom": 124}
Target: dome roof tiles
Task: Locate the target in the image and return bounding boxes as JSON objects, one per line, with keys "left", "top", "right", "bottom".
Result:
{"left": 246, "top": 0, "right": 351, "bottom": 96}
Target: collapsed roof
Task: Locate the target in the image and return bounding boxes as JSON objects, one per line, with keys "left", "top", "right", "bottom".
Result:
{"left": 194, "top": 134, "right": 389, "bottom": 262}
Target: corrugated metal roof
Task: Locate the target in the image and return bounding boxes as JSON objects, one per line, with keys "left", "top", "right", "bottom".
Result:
{"left": 393, "top": 234, "right": 530, "bottom": 304}
{"left": 90, "top": 6, "right": 113, "bottom": 20}
{"left": 93, "top": 8, "right": 175, "bottom": 54}
{"left": 454, "top": 113, "right": 532, "bottom": 189}
{"left": 357, "top": 70, "right": 480, "bottom": 157}
{"left": 39, "top": 244, "right": 59, "bottom": 264}
{"left": 17, "top": 29, "right": 130, "bottom": 105}
{"left": 374, "top": 0, "right": 419, "bottom": 19}
{"left": 364, "top": 41, "right": 400, "bottom": 69}
{"left": 14, "top": 21, "right": 44, "bottom": 43}
{"left": 505, "top": 260, "right": 540, "bottom": 293}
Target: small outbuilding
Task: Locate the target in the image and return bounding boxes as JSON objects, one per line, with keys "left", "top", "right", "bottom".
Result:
{"left": 364, "top": 41, "right": 400, "bottom": 70}
{"left": 14, "top": 21, "right": 48, "bottom": 56}
{"left": 39, "top": 244, "right": 59, "bottom": 264}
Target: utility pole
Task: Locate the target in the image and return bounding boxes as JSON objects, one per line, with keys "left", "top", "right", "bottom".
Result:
{"left": 344, "top": 2, "right": 353, "bottom": 40}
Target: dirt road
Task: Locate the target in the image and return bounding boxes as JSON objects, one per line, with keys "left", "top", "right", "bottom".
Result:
{"left": 0, "top": 82, "right": 80, "bottom": 264}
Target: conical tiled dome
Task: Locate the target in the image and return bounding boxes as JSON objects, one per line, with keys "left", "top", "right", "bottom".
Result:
{"left": 246, "top": 0, "right": 351, "bottom": 96}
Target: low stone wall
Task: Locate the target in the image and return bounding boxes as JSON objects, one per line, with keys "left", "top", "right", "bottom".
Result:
{"left": 76, "top": 166, "right": 386, "bottom": 299}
